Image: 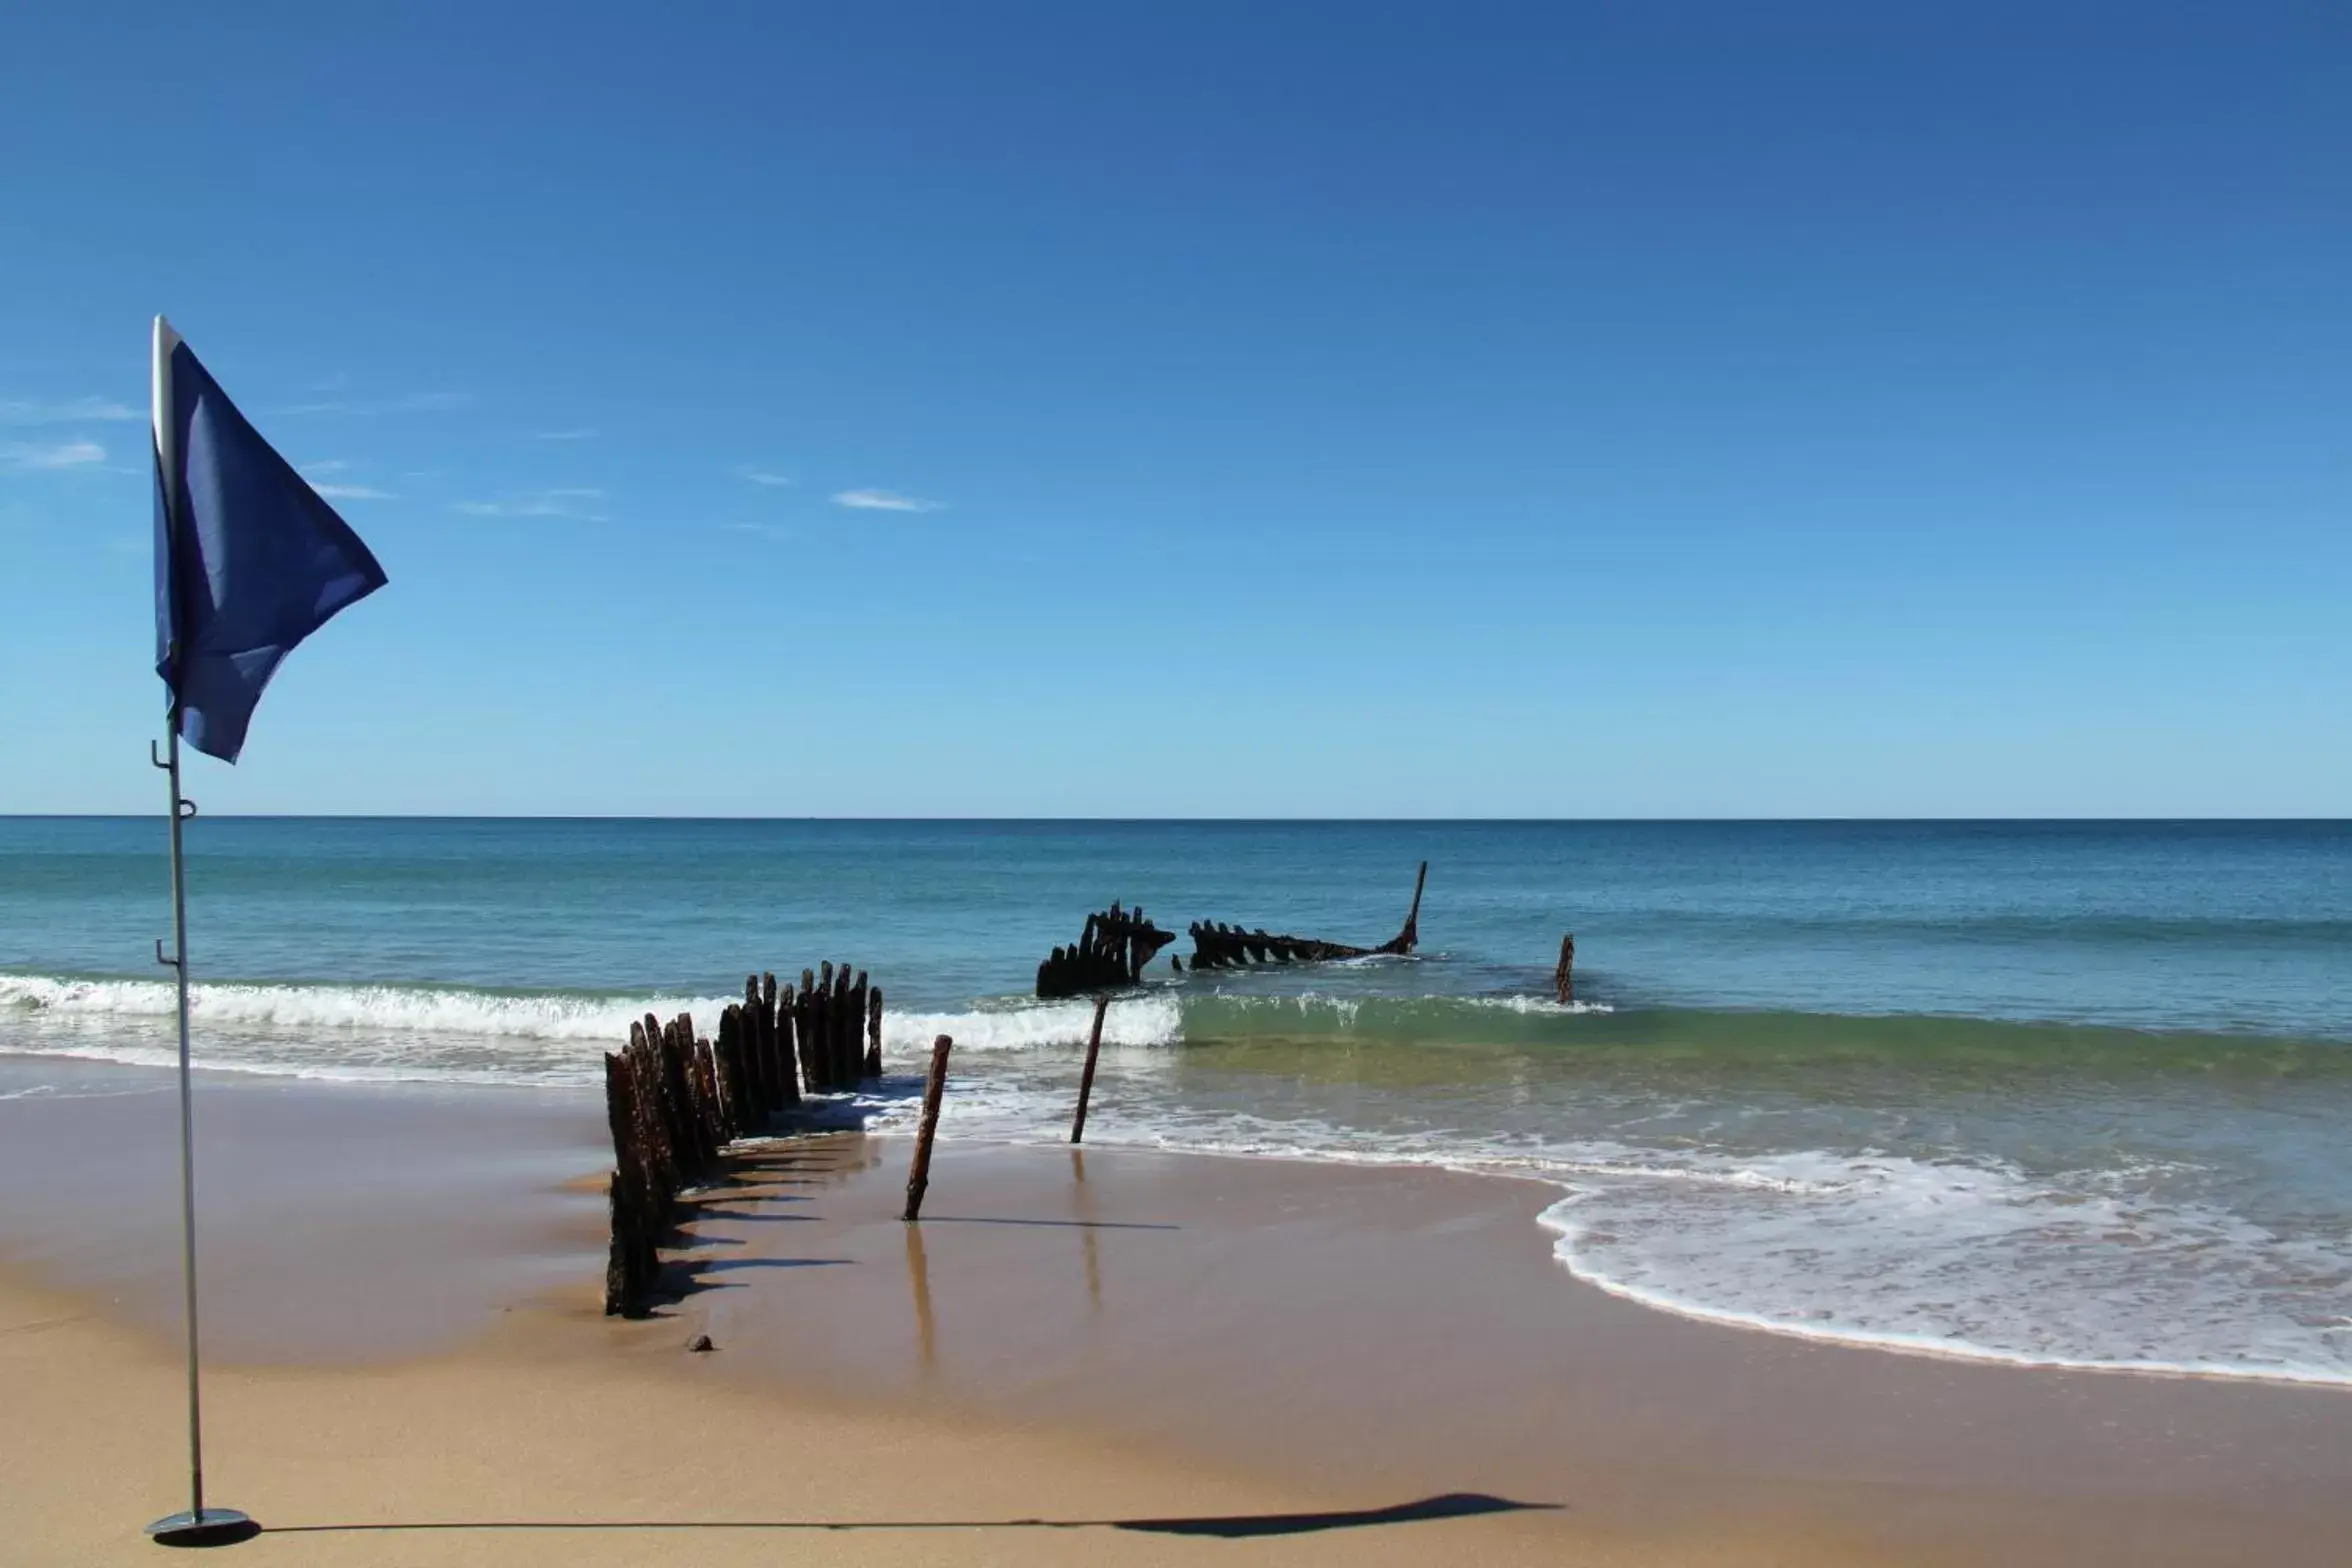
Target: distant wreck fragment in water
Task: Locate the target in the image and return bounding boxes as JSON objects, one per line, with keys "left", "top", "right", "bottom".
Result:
{"left": 1186, "top": 861, "right": 1427, "bottom": 971}
{"left": 1036, "top": 905, "right": 1176, "bottom": 999}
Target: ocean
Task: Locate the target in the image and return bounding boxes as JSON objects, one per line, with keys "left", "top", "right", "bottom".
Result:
{"left": 3, "top": 817, "right": 2347, "bottom": 1385}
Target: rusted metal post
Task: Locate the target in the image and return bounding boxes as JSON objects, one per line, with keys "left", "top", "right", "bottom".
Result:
{"left": 1070, "top": 993, "right": 1110, "bottom": 1144}
{"left": 902, "top": 1034, "right": 954, "bottom": 1222}
{"left": 1555, "top": 933, "right": 1575, "bottom": 1004}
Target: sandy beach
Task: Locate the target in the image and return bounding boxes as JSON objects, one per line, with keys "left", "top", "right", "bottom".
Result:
{"left": 9, "top": 1, "right": 2348, "bottom": 1557}
{"left": 4, "top": 1062, "right": 2349, "bottom": 1565}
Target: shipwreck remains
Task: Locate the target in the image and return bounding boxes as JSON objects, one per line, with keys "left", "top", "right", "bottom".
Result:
{"left": 1186, "top": 861, "right": 1427, "bottom": 971}
{"left": 1035, "top": 904, "right": 1175, "bottom": 999}
{"left": 602, "top": 961, "right": 889, "bottom": 1316}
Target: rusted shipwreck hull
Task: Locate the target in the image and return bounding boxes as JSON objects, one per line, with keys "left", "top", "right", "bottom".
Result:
{"left": 1036, "top": 905, "right": 1175, "bottom": 1000}
{"left": 1185, "top": 861, "right": 1426, "bottom": 971}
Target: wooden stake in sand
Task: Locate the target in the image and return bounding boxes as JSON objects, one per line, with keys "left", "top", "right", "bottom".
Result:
{"left": 902, "top": 1034, "right": 955, "bottom": 1222}
{"left": 1070, "top": 993, "right": 1111, "bottom": 1144}
{"left": 1555, "top": 933, "right": 1576, "bottom": 1005}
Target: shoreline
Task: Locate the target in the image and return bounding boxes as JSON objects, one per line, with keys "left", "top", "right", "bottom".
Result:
{"left": 7, "top": 1064, "right": 2352, "bottom": 1563}
{"left": 5, "top": 1048, "right": 2351, "bottom": 1389}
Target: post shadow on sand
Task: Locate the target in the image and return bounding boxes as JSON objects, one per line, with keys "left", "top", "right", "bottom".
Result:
{"left": 611, "top": 1253, "right": 854, "bottom": 1318}
{"left": 916, "top": 1215, "right": 1179, "bottom": 1232}
{"left": 252, "top": 1493, "right": 1558, "bottom": 1543}
{"left": 687, "top": 1257, "right": 853, "bottom": 1276}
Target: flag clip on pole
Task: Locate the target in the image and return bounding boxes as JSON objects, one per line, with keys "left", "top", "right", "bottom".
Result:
{"left": 145, "top": 315, "right": 259, "bottom": 1550}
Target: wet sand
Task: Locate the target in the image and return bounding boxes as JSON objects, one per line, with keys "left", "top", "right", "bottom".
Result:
{"left": 681, "top": 1134, "right": 2352, "bottom": 1566}
{"left": 4, "top": 1058, "right": 2349, "bottom": 1564}
{"left": 0, "top": 1056, "right": 607, "bottom": 1359}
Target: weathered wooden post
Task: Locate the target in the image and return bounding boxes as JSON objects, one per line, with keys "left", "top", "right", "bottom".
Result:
{"left": 902, "top": 1034, "right": 954, "bottom": 1222}
{"left": 630, "top": 1019, "right": 679, "bottom": 1190}
{"left": 796, "top": 969, "right": 820, "bottom": 1092}
{"left": 821, "top": 963, "right": 840, "bottom": 1089}
{"left": 833, "top": 964, "right": 857, "bottom": 1089}
{"left": 1070, "top": 993, "right": 1111, "bottom": 1144}
{"left": 847, "top": 969, "right": 869, "bottom": 1086}
{"left": 740, "top": 976, "right": 767, "bottom": 1115}
{"left": 764, "top": 971, "right": 797, "bottom": 1106}
{"left": 656, "top": 1016, "right": 704, "bottom": 1177}
{"left": 602, "top": 1170, "right": 631, "bottom": 1316}
{"left": 602, "top": 1052, "right": 639, "bottom": 1315}
{"left": 607, "top": 1037, "right": 670, "bottom": 1315}
{"left": 1555, "top": 933, "right": 1575, "bottom": 1005}
{"left": 714, "top": 1005, "right": 744, "bottom": 1137}
{"left": 770, "top": 973, "right": 790, "bottom": 1107}
{"left": 866, "top": 986, "right": 884, "bottom": 1079}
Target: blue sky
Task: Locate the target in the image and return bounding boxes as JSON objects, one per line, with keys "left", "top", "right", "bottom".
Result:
{"left": 1, "top": 3, "right": 2345, "bottom": 816}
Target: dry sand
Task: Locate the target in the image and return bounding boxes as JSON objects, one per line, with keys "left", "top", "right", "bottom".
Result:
{"left": 3, "top": 1064, "right": 2348, "bottom": 1565}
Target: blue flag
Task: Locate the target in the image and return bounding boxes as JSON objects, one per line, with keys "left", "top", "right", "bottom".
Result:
{"left": 152, "top": 318, "right": 387, "bottom": 763}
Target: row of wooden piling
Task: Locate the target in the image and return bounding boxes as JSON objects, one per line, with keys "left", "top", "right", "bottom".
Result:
{"left": 722, "top": 962, "right": 884, "bottom": 1099}
{"left": 603, "top": 962, "right": 887, "bottom": 1316}
{"left": 604, "top": 1011, "right": 732, "bottom": 1317}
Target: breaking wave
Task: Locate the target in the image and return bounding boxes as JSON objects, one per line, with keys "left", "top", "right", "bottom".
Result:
{"left": 0, "top": 972, "right": 1183, "bottom": 1086}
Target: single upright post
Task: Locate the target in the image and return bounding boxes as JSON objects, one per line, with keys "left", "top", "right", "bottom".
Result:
{"left": 902, "top": 1035, "right": 954, "bottom": 1222}
{"left": 1555, "top": 933, "right": 1575, "bottom": 1005}
{"left": 1070, "top": 994, "right": 1111, "bottom": 1144}
{"left": 144, "top": 724, "right": 257, "bottom": 1547}
{"left": 739, "top": 976, "right": 767, "bottom": 1118}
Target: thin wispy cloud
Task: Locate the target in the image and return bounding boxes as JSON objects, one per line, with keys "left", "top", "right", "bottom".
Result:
{"left": 453, "top": 486, "right": 606, "bottom": 519}
{"left": 272, "top": 389, "right": 478, "bottom": 417}
{"left": 2, "top": 439, "right": 106, "bottom": 470}
{"left": 299, "top": 460, "right": 393, "bottom": 499}
{"left": 831, "top": 488, "right": 941, "bottom": 513}
{"left": 720, "top": 521, "right": 794, "bottom": 540}
{"left": 0, "top": 396, "right": 140, "bottom": 425}
{"left": 735, "top": 465, "right": 794, "bottom": 487}
{"left": 536, "top": 428, "right": 597, "bottom": 441}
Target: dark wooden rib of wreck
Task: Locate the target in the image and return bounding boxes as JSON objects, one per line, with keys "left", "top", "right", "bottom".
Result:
{"left": 1036, "top": 904, "right": 1176, "bottom": 999}
{"left": 1185, "top": 861, "right": 1426, "bottom": 971}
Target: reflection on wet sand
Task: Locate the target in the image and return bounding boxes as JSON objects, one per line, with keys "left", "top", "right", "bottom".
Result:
{"left": 1072, "top": 1149, "right": 1101, "bottom": 1309}
{"left": 905, "top": 1222, "right": 936, "bottom": 1371}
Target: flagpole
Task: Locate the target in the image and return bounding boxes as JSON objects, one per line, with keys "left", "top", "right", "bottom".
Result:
{"left": 146, "top": 320, "right": 256, "bottom": 1549}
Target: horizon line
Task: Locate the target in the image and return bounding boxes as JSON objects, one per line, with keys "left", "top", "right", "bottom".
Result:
{"left": 2, "top": 813, "right": 2345, "bottom": 826}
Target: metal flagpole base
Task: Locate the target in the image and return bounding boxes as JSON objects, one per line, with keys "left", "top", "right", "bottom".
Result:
{"left": 145, "top": 1509, "right": 260, "bottom": 1548}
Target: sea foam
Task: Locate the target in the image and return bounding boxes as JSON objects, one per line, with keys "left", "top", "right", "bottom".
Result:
{"left": 0, "top": 972, "right": 1182, "bottom": 1086}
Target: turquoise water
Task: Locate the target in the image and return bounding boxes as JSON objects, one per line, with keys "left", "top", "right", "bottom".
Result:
{"left": 3, "top": 817, "right": 2348, "bottom": 1382}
